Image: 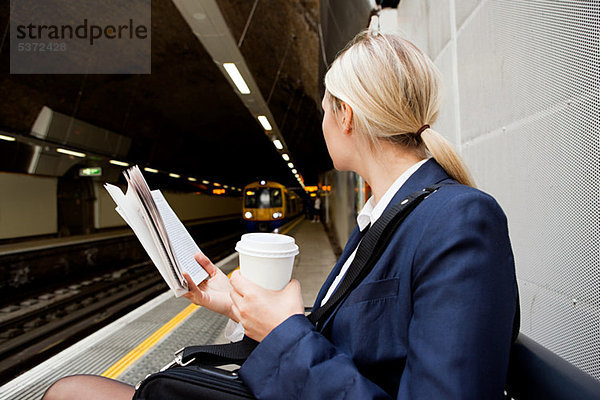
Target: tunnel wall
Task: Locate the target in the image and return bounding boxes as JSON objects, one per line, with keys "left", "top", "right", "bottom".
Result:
{"left": 93, "top": 182, "right": 242, "bottom": 229}
{"left": 0, "top": 173, "right": 242, "bottom": 239}
{"left": 0, "top": 172, "right": 57, "bottom": 239}
{"left": 391, "top": 0, "right": 599, "bottom": 380}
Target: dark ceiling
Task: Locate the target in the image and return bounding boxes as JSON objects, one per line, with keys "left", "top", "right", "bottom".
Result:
{"left": 0, "top": 0, "right": 334, "bottom": 190}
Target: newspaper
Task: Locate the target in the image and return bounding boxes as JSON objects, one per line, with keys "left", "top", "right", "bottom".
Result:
{"left": 104, "top": 166, "right": 208, "bottom": 297}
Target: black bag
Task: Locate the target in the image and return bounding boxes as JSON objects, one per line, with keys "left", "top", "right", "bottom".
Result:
{"left": 133, "top": 184, "right": 454, "bottom": 400}
{"left": 133, "top": 363, "right": 254, "bottom": 399}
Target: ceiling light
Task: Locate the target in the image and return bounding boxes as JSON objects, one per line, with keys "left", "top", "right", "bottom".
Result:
{"left": 287, "top": 163, "right": 294, "bottom": 169}
{"left": 0, "top": 134, "right": 16, "bottom": 142}
{"left": 282, "top": 154, "right": 290, "bottom": 161}
{"left": 202, "top": 180, "right": 210, "bottom": 185}
{"left": 258, "top": 115, "right": 273, "bottom": 131}
{"left": 223, "top": 63, "right": 250, "bottom": 94}
{"left": 188, "top": 177, "right": 197, "bottom": 182}
{"left": 224, "top": 185, "right": 229, "bottom": 188}
{"left": 56, "top": 148, "right": 86, "bottom": 158}
{"left": 169, "top": 173, "right": 180, "bottom": 178}
{"left": 292, "top": 169, "right": 297, "bottom": 174}
{"left": 273, "top": 139, "right": 283, "bottom": 150}
{"left": 144, "top": 167, "right": 158, "bottom": 173}
{"left": 109, "top": 160, "right": 129, "bottom": 167}
{"left": 214, "top": 182, "right": 221, "bottom": 187}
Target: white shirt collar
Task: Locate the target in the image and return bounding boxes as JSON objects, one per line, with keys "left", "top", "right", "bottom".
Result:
{"left": 356, "top": 158, "right": 429, "bottom": 231}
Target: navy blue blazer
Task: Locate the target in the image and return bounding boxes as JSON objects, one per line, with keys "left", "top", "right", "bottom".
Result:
{"left": 239, "top": 159, "right": 518, "bottom": 399}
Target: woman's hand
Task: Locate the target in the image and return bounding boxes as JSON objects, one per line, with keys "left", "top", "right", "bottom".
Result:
{"left": 229, "top": 270, "right": 304, "bottom": 342}
{"left": 183, "top": 252, "right": 236, "bottom": 321}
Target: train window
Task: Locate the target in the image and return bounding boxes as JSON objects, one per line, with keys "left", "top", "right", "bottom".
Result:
{"left": 244, "top": 188, "right": 283, "bottom": 208}
{"left": 271, "top": 189, "right": 282, "bottom": 207}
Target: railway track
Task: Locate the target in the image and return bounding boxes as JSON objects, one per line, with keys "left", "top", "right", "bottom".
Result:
{"left": 0, "top": 229, "right": 243, "bottom": 385}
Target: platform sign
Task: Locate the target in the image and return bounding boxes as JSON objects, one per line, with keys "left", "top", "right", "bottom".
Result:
{"left": 79, "top": 167, "right": 102, "bottom": 177}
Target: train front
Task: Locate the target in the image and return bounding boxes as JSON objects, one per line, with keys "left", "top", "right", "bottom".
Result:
{"left": 243, "top": 181, "right": 285, "bottom": 232}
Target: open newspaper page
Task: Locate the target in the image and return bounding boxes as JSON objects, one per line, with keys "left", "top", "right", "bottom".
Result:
{"left": 151, "top": 190, "right": 208, "bottom": 287}
{"left": 104, "top": 183, "right": 181, "bottom": 292}
{"left": 124, "top": 166, "right": 183, "bottom": 288}
{"left": 104, "top": 166, "right": 208, "bottom": 296}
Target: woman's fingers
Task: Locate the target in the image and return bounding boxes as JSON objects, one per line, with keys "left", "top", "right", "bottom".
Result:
{"left": 229, "top": 270, "right": 260, "bottom": 297}
{"left": 194, "top": 252, "right": 218, "bottom": 277}
{"left": 228, "top": 270, "right": 305, "bottom": 342}
{"left": 183, "top": 272, "right": 206, "bottom": 303}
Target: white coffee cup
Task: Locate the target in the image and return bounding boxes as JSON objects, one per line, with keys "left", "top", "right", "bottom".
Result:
{"left": 235, "top": 233, "right": 299, "bottom": 290}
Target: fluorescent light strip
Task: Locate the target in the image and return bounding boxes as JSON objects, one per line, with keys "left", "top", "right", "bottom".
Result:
{"left": 287, "top": 162, "right": 294, "bottom": 169}
{"left": 144, "top": 167, "right": 159, "bottom": 173}
{"left": 292, "top": 169, "right": 297, "bottom": 174}
{"left": 258, "top": 116, "right": 273, "bottom": 131}
{"left": 273, "top": 140, "right": 283, "bottom": 150}
{"left": 282, "top": 154, "right": 289, "bottom": 161}
{"left": 188, "top": 177, "right": 197, "bottom": 182}
{"left": 56, "top": 148, "right": 86, "bottom": 158}
{"left": 0, "top": 134, "right": 16, "bottom": 142}
{"left": 214, "top": 183, "right": 221, "bottom": 187}
{"left": 109, "top": 160, "right": 129, "bottom": 167}
{"left": 202, "top": 180, "right": 210, "bottom": 185}
{"left": 169, "top": 173, "right": 180, "bottom": 178}
{"left": 223, "top": 63, "right": 251, "bottom": 94}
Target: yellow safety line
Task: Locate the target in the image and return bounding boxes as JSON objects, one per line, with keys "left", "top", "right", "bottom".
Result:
{"left": 101, "top": 217, "right": 306, "bottom": 378}
{"left": 227, "top": 268, "right": 239, "bottom": 278}
{"left": 101, "top": 304, "right": 198, "bottom": 379}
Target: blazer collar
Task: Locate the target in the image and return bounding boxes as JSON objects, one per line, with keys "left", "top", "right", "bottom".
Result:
{"left": 386, "top": 158, "right": 454, "bottom": 211}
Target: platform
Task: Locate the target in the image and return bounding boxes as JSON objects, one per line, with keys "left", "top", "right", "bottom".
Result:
{"left": 0, "top": 218, "right": 337, "bottom": 400}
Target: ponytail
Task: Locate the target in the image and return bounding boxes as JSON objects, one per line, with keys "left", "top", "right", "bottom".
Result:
{"left": 421, "top": 127, "right": 475, "bottom": 187}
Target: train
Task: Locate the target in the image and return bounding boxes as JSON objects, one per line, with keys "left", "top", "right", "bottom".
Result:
{"left": 242, "top": 180, "right": 304, "bottom": 232}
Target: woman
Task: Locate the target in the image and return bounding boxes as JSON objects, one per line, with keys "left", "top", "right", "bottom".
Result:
{"left": 43, "top": 31, "right": 518, "bottom": 399}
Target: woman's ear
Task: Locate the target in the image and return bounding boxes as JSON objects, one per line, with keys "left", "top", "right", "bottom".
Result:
{"left": 339, "top": 102, "right": 353, "bottom": 134}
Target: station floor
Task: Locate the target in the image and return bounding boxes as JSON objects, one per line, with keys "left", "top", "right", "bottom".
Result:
{"left": 0, "top": 218, "right": 337, "bottom": 400}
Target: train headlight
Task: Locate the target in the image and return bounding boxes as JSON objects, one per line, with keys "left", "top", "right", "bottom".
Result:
{"left": 244, "top": 211, "right": 253, "bottom": 219}
{"left": 272, "top": 212, "right": 282, "bottom": 219}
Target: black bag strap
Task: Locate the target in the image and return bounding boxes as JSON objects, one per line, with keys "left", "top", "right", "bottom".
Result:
{"left": 180, "top": 183, "right": 449, "bottom": 366}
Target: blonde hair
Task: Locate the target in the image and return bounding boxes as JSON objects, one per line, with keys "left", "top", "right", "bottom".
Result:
{"left": 324, "top": 31, "right": 475, "bottom": 187}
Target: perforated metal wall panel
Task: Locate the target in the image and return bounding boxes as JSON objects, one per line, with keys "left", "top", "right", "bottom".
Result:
{"left": 397, "top": 0, "right": 600, "bottom": 380}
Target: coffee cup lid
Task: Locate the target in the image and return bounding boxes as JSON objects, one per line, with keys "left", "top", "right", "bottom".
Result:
{"left": 235, "top": 233, "right": 299, "bottom": 258}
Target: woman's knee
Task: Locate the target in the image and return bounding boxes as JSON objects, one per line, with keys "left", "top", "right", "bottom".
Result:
{"left": 42, "top": 374, "right": 135, "bottom": 400}
{"left": 42, "top": 375, "right": 80, "bottom": 400}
